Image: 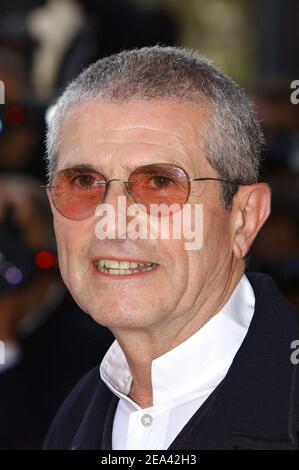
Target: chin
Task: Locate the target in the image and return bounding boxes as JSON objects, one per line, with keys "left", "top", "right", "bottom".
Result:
{"left": 87, "top": 301, "right": 158, "bottom": 330}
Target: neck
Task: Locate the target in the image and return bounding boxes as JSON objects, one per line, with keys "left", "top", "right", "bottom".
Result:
{"left": 111, "top": 263, "right": 245, "bottom": 408}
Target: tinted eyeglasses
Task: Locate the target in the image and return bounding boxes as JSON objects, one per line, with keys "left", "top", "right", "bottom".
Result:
{"left": 42, "top": 163, "right": 242, "bottom": 220}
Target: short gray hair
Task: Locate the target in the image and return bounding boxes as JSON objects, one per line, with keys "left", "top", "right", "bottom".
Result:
{"left": 46, "top": 45, "right": 264, "bottom": 208}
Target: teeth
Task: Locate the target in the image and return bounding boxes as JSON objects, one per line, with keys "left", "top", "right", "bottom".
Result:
{"left": 94, "top": 259, "right": 156, "bottom": 275}
{"left": 105, "top": 260, "right": 120, "bottom": 269}
{"left": 128, "top": 262, "right": 138, "bottom": 269}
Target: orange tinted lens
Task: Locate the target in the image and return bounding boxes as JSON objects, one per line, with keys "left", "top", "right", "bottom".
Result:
{"left": 49, "top": 168, "right": 106, "bottom": 220}
{"left": 128, "top": 164, "right": 190, "bottom": 212}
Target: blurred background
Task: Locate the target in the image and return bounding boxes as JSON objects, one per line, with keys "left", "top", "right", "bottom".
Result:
{"left": 0, "top": 0, "right": 298, "bottom": 449}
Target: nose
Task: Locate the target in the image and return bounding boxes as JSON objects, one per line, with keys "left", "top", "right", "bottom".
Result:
{"left": 95, "top": 179, "right": 136, "bottom": 240}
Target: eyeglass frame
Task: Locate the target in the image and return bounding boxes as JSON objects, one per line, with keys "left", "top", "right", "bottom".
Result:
{"left": 41, "top": 163, "right": 245, "bottom": 218}
{"left": 42, "top": 163, "right": 244, "bottom": 188}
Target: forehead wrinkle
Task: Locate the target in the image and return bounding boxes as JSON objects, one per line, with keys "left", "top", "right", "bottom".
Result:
{"left": 88, "top": 139, "right": 191, "bottom": 160}
{"left": 66, "top": 116, "right": 199, "bottom": 147}
{"left": 59, "top": 138, "right": 198, "bottom": 170}
{"left": 105, "top": 125, "right": 194, "bottom": 140}
{"left": 96, "top": 123, "right": 198, "bottom": 147}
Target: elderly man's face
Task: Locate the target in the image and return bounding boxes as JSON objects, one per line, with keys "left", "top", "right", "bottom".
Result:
{"left": 52, "top": 100, "right": 236, "bottom": 331}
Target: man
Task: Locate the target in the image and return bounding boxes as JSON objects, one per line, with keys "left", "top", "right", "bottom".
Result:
{"left": 43, "top": 46, "right": 299, "bottom": 450}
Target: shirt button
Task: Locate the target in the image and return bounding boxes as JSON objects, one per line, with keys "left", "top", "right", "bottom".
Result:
{"left": 141, "top": 413, "right": 153, "bottom": 427}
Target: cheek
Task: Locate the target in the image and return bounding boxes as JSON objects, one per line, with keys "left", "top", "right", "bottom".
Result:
{"left": 155, "top": 210, "right": 206, "bottom": 284}
{"left": 158, "top": 237, "right": 189, "bottom": 290}
{"left": 203, "top": 204, "right": 232, "bottom": 249}
{"left": 182, "top": 205, "right": 232, "bottom": 284}
{"left": 53, "top": 217, "right": 86, "bottom": 284}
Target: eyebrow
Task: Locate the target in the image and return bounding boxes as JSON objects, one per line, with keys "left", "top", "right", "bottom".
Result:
{"left": 60, "top": 164, "right": 102, "bottom": 173}
{"left": 58, "top": 162, "right": 194, "bottom": 181}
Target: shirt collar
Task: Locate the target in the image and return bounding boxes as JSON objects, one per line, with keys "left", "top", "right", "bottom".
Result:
{"left": 100, "top": 274, "right": 255, "bottom": 407}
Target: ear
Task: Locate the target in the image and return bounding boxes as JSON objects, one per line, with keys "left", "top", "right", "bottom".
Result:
{"left": 232, "top": 183, "right": 271, "bottom": 259}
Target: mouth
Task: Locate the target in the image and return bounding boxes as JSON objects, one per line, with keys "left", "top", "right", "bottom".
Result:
{"left": 93, "top": 259, "right": 159, "bottom": 276}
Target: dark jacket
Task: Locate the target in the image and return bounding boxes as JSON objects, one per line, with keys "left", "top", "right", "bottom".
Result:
{"left": 43, "top": 273, "right": 299, "bottom": 450}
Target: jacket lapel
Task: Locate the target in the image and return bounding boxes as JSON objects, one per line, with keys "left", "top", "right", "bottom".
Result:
{"left": 70, "top": 382, "right": 118, "bottom": 450}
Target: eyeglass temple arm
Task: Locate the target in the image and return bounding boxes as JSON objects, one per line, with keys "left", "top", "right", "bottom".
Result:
{"left": 190, "top": 177, "right": 243, "bottom": 185}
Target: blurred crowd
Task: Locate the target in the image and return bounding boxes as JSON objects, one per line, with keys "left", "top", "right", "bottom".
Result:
{"left": 0, "top": 0, "right": 298, "bottom": 449}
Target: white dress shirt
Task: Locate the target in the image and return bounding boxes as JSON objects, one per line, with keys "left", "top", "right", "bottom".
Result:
{"left": 100, "top": 274, "right": 255, "bottom": 450}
